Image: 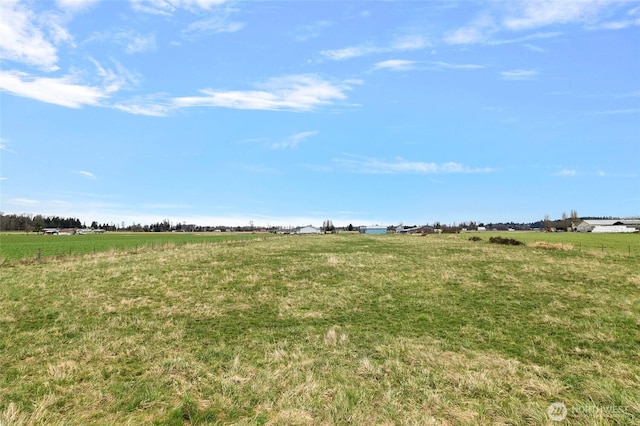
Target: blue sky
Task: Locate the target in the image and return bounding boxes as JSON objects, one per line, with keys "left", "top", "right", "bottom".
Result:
{"left": 1, "top": 0, "right": 639, "bottom": 228}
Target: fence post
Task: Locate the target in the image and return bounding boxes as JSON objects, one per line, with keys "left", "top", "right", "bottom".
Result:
{"left": 36, "top": 247, "right": 41, "bottom": 261}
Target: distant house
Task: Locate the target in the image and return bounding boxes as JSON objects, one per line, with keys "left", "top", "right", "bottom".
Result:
{"left": 298, "top": 226, "right": 321, "bottom": 234}
{"left": 360, "top": 225, "right": 387, "bottom": 235}
{"left": 477, "top": 226, "right": 486, "bottom": 232}
{"left": 397, "top": 225, "right": 435, "bottom": 235}
{"left": 576, "top": 219, "right": 639, "bottom": 233}
{"left": 42, "top": 228, "right": 59, "bottom": 235}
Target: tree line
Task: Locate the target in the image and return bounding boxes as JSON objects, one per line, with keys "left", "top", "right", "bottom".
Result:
{"left": 0, "top": 214, "right": 83, "bottom": 232}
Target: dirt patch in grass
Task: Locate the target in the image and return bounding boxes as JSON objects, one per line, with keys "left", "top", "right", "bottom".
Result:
{"left": 529, "top": 241, "right": 574, "bottom": 251}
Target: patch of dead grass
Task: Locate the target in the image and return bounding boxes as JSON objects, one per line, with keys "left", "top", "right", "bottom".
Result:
{"left": 530, "top": 241, "right": 574, "bottom": 251}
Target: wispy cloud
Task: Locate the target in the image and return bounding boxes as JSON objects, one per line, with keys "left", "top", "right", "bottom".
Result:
{"left": 172, "top": 74, "right": 359, "bottom": 112}
{"left": 374, "top": 59, "right": 485, "bottom": 72}
{"left": 588, "top": 108, "right": 640, "bottom": 115}
{"left": 121, "top": 30, "right": 157, "bottom": 54}
{"left": 445, "top": 1, "right": 638, "bottom": 46}
{"left": 182, "top": 6, "right": 244, "bottom": 38}
{"left": 321, "top": 34, "right": 428, "bottom": 61}
{"left": 500, "top": 69, "right": 538, "bottom": 80}
{"left": 86, "top": 29, "right": 157, "bottom": 54}
{"left": 0, "top": 58, "right": 136, "bottom": 108}
{"left": 0, "top": 70, "right": 107, "bottom": 108}
{"left": 11, "top": 198, "right": 40, "bottom": 206}
{"left": 373, "top": 59, "right": 418, "bottom": 71}
{"left": 292, "top": 20, "right": 332, "bottom": 42}
{"left": 503, "top": 1, "right": 613, "bottom": 31}
{"left": 271, "top": 131, "right": 318, "bottom": 150}
{"left": 77, "top": 170, "right": 97, "bottom": 179}
{"left": 429, "top": 61, "right": 485, "bottom": 70}
{"left": 130, "top": 0, "right": 229, "bottom": 15}
{"left": 554, "top": 168, "right": 577, "bottom": 177}
{"left": 0, "top": 0, "right": 62, "bottom": 71}
{"left": 333, "top": 155, "right": 495, "bottom": 175}
{"left": 56, "top": 0, "right": 101, "bottom": 12}
{"left": 114, "top": 94, "right": 172, "bottom": 116}
{"left": 523, "top": 43, "right": 546, "bottom": 53}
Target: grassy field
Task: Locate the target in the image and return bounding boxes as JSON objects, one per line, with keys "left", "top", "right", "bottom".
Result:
{"left": 0, "top": 232, "right": 271, "bottom": 263}
{"left": 1, "top": 234, "right": 639, "bottom": 424}
{"left": 473, "top": 231, "right": 640, "bottom": 256}
{"left": 1, "top": 231, "right": 638, "bottom": 263}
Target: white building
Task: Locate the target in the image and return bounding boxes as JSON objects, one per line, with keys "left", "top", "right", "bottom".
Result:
{"left": 298, "top": 226, "right": 321, "bottom": 234}
{"left": 576, "top": 219, "right": 639, "bottom": 233}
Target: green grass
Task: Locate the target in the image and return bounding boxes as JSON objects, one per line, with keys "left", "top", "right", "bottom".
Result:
{"left": 1, "top": 234, "right": 639, "bottom": 424}
{"left": 471, "top": 231, "right": 640, "bottom": 256}
{"left": 0, "top": 232, "right": 270, "bottom": 262}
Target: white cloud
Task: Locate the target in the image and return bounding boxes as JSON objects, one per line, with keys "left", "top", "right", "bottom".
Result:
{"left": 0, "top": 57, "right": 137, "bottom": 108}
{"left": 374, "top": 59, "right": 418, "bottom": 71}
{"left": 292, "top": 21, "right": 332, "bottom": 42}
{"left": 501, "top": 69, "right": 539, "bottom": 80}
{"left": 523, "top": 43, "right": 546, "bottom": 53}
{"left": 321, "top": 34, "right": 428, "bottom": 61}
{"left": 172, "top": 74, "right": 358, "bottom": 112}
{"left": 130, "top": 0, "right": 228, "bottom": 15}
{"left": 429, "top": 61, "right": 485, "bottom": 70}
{"left": 589, "top": 108, "right": 640, "bottom": 115}
{"left": 271, "top": 131, "right": 318, "bottom": 150}
{"left": 445, "top": 1, "right": 638, "bottom": 46}
{"left": 0, "top": 0, "right": 60, "bottom": 71}
{"left": 374, "top": 59, "right": 484, "bottom": 72}
{"left": 183, "top": 12, "right": 244, "bottom": 37}
{"left": 56, "top": 0, "right": 101, "bottom": 12}
{"left": 11, "top": 198, "right": 40, "bottom": 206}
{"left": 90, "top": 58, "right": 139, "bottom": 93}
{"left": 87, "top": 29, "right": 156, "bottom": 54}
{"left": 114, "top": 100, "right": 172, "bottom": 117}
{"left": 77, "top": 171, "right": 97, "bottom": 179}
{"left": 554, "top": 168, "right": 577, "bottom": 176}
{"left": 444, "top": 14, "right": 495, "bottom": 45}
{"left": 503, "top": 1, "right": 608, "bottom": 31}
{"left": 120, "top": 31, "right": 157, "bottom": 54}
{"left": 333, "top": 155, "right": 495, "bottom": 174}
{"left": 0, "top": 70, "right": 107, "bottom": 108}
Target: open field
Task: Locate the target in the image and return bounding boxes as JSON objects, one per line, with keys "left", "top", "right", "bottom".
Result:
{"left": 1, "top": 231, "right": 639, "bottom": 264}
{"left": 1, "top": 234, "right": 639, "bottom": 424}
{"left": 468, "top": 232, "right": 640, "bottom": 256}
{"left": 0, "top": 233, "right": 271, "bottom": 263}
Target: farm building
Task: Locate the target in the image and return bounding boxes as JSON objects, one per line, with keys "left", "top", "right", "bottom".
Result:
{"left": 576, "top": 219, "right": 640, "bottom": 233}
{"left": 360, "top": 225, "right": 387, "bottom": 235}
{"left": 396, "top": 225, "right": 435, "bottom": 235}
{"left": 298, "top": 226, "right": 321, "bottom": 234}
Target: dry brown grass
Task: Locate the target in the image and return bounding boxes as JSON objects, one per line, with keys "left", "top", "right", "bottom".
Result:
{"left": 530, "top": 241, "right": 574, "bottom": 251}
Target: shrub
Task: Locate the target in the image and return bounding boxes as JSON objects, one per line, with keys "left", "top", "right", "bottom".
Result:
{"left": 489, "top": 236, "right": 524, "bottom": 246}
{"left": 468, "top": 236, "right": 483, "bottom": 242}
